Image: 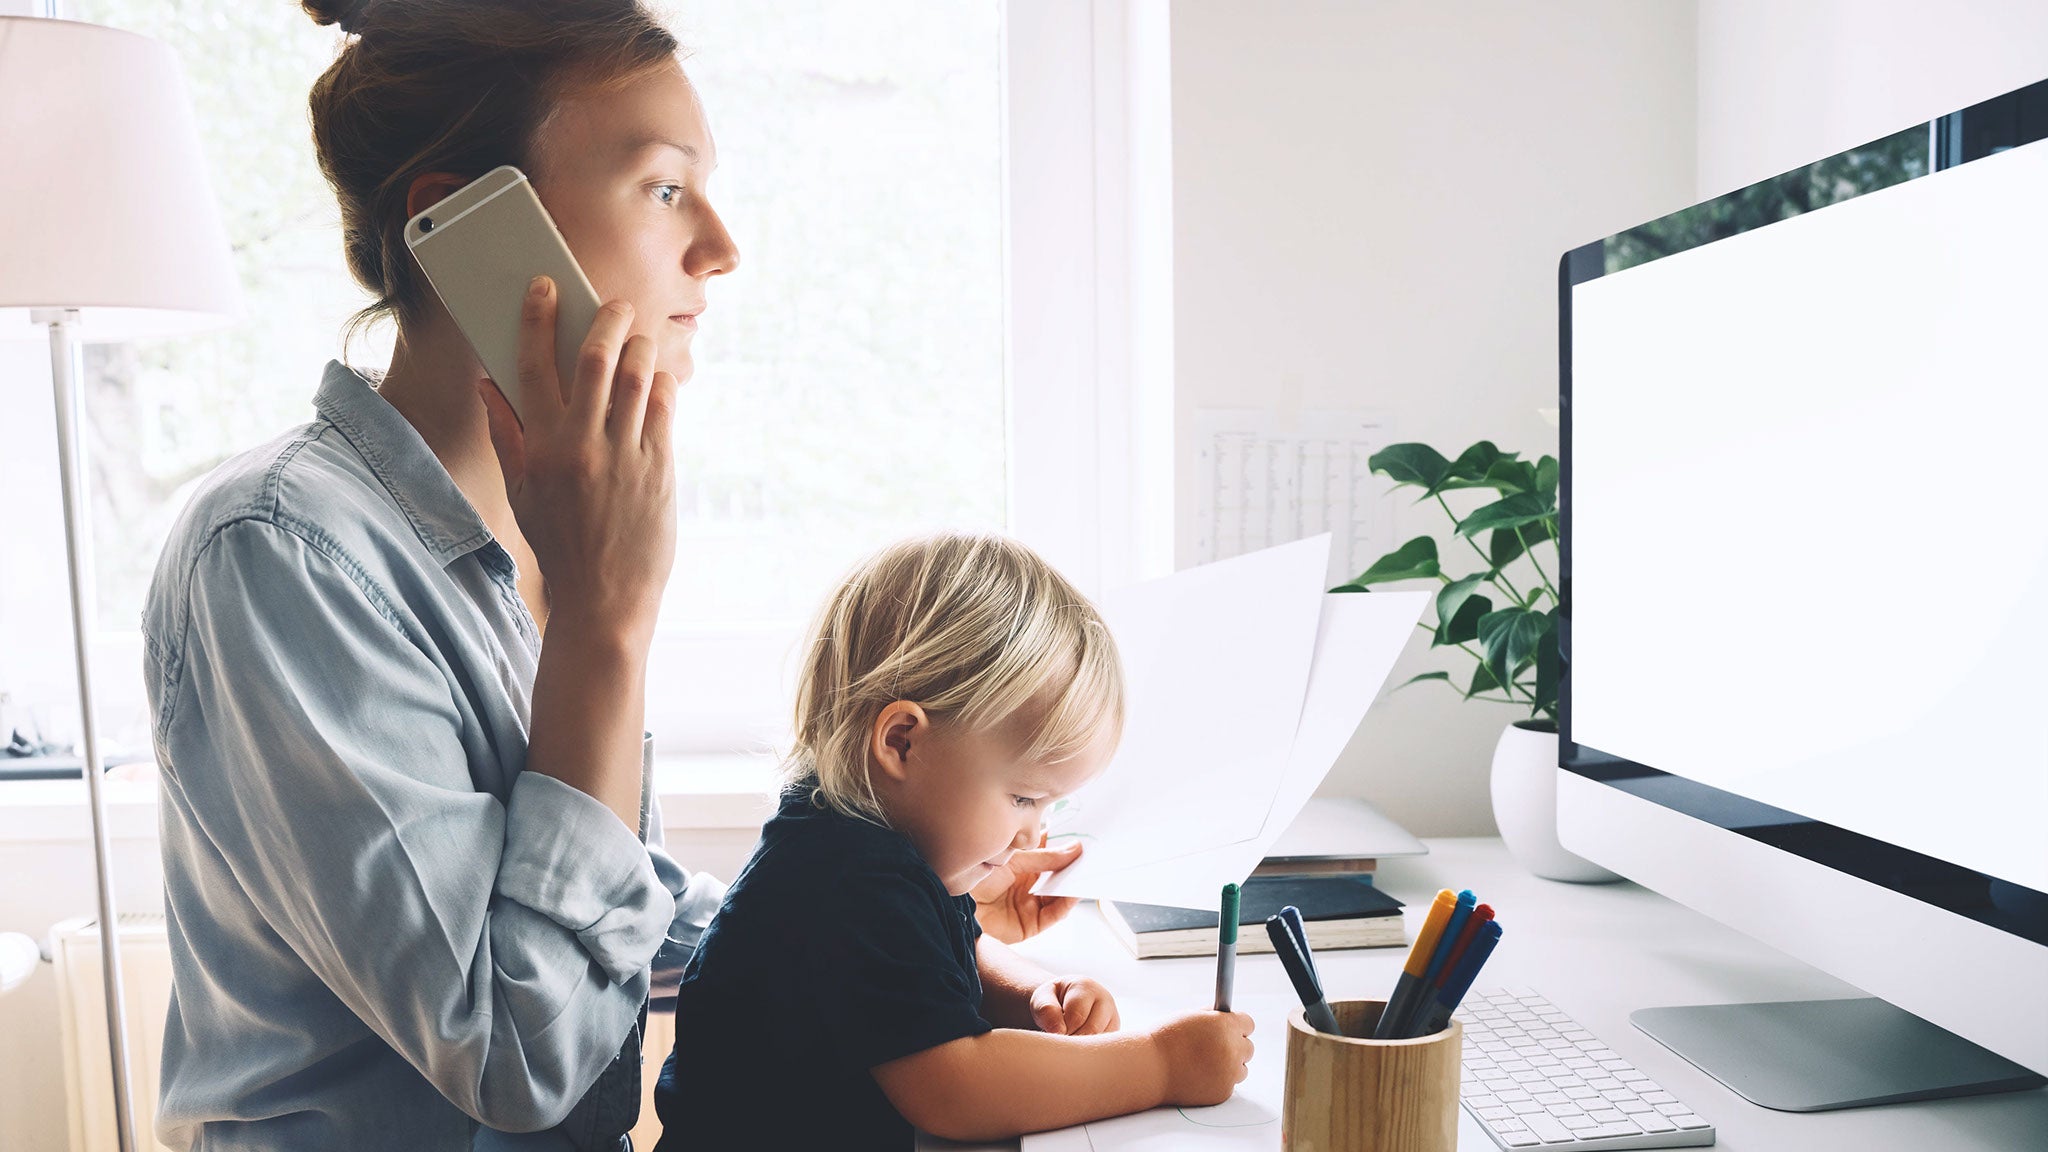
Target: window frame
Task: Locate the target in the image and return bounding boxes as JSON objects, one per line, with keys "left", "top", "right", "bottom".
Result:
{"left": 642, "top": 0, "right": 1175, "bottom": 752}
{"left": 50, "top": 0, "right": 1173, "bottom": 758}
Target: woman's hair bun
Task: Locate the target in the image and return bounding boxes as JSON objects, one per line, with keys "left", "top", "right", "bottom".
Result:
{"left": 302, "top": 0, "right": 376, "bottom": 34}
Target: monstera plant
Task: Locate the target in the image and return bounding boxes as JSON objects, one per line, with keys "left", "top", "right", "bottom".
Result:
{"left": 1334, "top": 439, "right": 1613, "bottom": 882}
{"left": 1334, "top": 440, "right": 1559, "bottom": 730}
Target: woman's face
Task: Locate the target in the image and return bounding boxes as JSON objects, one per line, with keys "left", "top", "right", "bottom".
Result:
{"left": 527, "top": 60, "right": 739, "bottom": 385}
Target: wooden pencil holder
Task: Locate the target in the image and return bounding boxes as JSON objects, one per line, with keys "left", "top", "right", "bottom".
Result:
{"left": 1282, "top": 999, "right": 1462, "bottom": 1152}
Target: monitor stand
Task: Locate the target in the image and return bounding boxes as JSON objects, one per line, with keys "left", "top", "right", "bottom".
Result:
{"left": 1631, "top": 998, "right": 2047, "bottom": 1112}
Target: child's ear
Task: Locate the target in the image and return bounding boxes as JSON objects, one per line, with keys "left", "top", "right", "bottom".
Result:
{"left": 869, "top": 701, "right": 929, "bottom": 784}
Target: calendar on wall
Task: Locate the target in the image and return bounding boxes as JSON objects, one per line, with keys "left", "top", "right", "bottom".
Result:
{"left": 1193, "top": 407, "right": 1398, "bottom": 587}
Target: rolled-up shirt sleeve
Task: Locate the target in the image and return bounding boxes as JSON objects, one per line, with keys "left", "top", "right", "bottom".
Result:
{"left": 644, "top": 797, "right": 728, "bottom": 1000}
{"left": 160, "top": 519, "right": 673, "bottom": 1132}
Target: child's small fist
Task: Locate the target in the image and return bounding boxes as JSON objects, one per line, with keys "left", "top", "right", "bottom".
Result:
{"left": 1150, "top": 1010, "right": 1255, "bottom": 1106}
{"left": 1028, "top": 976, "right": 1120, "bottom": 1035}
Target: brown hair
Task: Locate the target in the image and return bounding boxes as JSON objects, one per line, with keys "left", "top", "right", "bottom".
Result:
{"left": 300, "top": 0, "right": 681, "bottom": 344}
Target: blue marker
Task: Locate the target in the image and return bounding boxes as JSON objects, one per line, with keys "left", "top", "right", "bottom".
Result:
{"left": 1267, "top": 915, "right": 1342, "bottom": 1035}
{"left": 1278, "top": 905, "right": 1315, "bottom": 983}
{"left": 1411, "top": 919, "right": 1502, "bottom": 1038}
{"left": 1399, "top": 889, "right": 1474, "bottom": 1036}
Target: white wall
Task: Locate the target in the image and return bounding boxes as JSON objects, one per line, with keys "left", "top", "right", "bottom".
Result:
{"left": 1168, "top": 0, "right": 1699, "bottom": 835}
{"left": 1698, "top": 0, "right": 2048, "bottom": 198}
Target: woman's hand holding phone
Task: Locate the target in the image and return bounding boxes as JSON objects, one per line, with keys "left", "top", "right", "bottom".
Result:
{"left": 478, "top": 274, "right": 677, "bottom": 646}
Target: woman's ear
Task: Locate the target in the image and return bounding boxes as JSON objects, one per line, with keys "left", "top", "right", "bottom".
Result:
{"left": 405, "top": 171, "right": 472, "bottom": 220}
{"left": 869, "top": 701, "right": 929, "bottom": 784}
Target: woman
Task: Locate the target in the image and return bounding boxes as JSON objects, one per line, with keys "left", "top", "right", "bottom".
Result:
{"left": 140, "top": 2, "right": 1082, "bottom": 1148}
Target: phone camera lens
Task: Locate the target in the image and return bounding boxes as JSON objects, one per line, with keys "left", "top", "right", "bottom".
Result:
{"left": 419, "top": 217, "right": 434, "bottom": 233}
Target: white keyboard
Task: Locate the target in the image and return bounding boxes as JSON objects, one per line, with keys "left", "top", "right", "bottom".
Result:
{"left": 1455, "top": 988, "right": 1716, "bottom": 1149}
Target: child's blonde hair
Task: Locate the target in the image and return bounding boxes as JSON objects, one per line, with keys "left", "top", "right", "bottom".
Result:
{"left": 783, "top": 532, "right": 1125, "bottom": 825}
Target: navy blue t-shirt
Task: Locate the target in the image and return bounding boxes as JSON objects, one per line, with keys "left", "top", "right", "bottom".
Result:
{"left": 653, "top": 789, "right": 991, "bottom": 1151}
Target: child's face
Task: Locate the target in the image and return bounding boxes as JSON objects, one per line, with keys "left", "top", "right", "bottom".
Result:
{"left": 870, "top": 703, "right": 1115, "bottom": 896}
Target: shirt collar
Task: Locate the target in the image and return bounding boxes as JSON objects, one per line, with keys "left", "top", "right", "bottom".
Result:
{"left": 312, "top": 360, "right": 496, "bottom": 566}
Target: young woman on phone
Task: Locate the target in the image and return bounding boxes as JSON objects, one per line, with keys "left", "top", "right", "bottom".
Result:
{"left": 140, "top": 2, "right": 1083, "bottom": 1149}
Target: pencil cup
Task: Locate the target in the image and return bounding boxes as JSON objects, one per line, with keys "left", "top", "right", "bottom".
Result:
{"left": 1282, "top": 999, "right": 1462, "bottom": 1152}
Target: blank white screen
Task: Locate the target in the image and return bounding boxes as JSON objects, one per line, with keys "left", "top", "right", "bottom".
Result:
{"left": 1572, "top": 139, "right": 2048, "bottom": 895}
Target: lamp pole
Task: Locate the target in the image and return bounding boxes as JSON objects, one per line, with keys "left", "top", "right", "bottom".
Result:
{"left": 34, "top": 305, "right": 139, "bottom": 1152}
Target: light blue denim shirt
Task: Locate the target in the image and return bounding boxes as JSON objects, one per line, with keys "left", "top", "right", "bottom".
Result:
{"left": 141, "top": 361, "right": 725, "bottom": 1151}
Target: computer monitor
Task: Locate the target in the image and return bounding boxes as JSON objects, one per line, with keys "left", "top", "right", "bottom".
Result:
{"left": 1557, "top": 76, "right": 2048, "bottom": 1112}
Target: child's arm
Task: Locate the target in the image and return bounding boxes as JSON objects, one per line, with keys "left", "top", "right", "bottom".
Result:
{"left": 976, "top": 935, "right": 1117, "bottom": 1034}
{"left": 871, "top": 1010, "right": 1254, "bottom": 1142}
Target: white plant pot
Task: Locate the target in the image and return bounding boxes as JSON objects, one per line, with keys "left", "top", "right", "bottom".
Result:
{"left": 1490, "top": 719, "right": 1621, "bottom": 883}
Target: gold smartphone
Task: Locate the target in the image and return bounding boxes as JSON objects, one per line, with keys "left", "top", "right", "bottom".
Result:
{"left": 404, "top": 165, "right": 603, "bottom": 420}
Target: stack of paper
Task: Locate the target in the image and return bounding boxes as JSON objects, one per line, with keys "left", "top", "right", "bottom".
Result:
{"left": 1034, "top": 534, "right": 1428, "bottom": 911}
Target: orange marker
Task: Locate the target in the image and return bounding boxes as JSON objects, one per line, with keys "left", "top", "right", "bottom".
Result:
{"left": 1374, "top": 888, "right": 1458, "bottom": 1039}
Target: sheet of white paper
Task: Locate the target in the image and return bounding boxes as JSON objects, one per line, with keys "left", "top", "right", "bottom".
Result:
{"left": 1036, "top": 589, "right": 1428, "bottom": 910}
{"left": 1029, "top": 536, "right": 1331, "bottom": 897}
{"left": 1017, "top": 993, "right": 1289, "bottom": 1152}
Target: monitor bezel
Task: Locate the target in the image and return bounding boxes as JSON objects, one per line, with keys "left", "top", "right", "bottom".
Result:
{"left": 1556, "top": 77, "right": 2048, "bottom": 950}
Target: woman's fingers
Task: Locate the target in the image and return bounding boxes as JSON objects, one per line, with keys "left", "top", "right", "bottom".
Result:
{"left": 570, "top": 300, "right": 636, "bottom": 433}
{"left": 643, "top": 370, "right": 681, "bottom": 451}
{"left": 514, "top": 276, "right": 565, "bottom": 422}
{"left": 608, "top": 333, "right": 659, "bottom": 445}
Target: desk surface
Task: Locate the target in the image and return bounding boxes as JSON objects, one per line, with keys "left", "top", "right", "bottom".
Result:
{"left": 922, "top": 837, "right": 2048, "bottom": 1152}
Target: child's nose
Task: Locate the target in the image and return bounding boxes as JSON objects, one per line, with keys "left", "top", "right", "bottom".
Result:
{"left": 1011, "top": 821, "right": 1039, "bottom": 851}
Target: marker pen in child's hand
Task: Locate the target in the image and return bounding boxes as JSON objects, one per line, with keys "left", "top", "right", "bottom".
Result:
{"left": 1214, "top": 883, "right": 1239, "bottom": 1012}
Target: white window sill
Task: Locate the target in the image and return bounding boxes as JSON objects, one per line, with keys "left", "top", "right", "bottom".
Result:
{"left": 0, "top": 754, "right": 781, "bottom": 844}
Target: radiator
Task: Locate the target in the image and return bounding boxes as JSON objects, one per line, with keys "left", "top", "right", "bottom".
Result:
{"left": 49, "top": 913, "right": 176, "bottom": 1152}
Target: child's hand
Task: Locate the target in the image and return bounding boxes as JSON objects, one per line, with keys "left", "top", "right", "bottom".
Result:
{"left": 1148, "top": 1010, "right": 1255, "bottom": 1106}
{"left": 1028, "top": 976, "right": 1119, "bottom": 1035}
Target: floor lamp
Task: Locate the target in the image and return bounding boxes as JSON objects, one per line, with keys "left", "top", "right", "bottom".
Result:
{"left": 0, "top": 15, "right": 240, "bottom": 1151}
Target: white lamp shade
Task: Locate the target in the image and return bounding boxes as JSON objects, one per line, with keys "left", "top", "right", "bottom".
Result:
{"left": 0, "top": 16, "right": 241, "bottom": 341}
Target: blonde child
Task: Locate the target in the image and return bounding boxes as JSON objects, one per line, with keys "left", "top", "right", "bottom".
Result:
{"left": 652, "top": 532, "right": 1254, "bottom": 1149}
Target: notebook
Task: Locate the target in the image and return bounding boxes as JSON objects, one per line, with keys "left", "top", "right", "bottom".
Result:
{"left": 1100, "top": 874, "right": 1405, "bottom": 959}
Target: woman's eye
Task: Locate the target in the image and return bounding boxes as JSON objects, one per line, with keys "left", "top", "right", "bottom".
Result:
{"left": 654, "top": 184, "right": 683, "bottom": 206}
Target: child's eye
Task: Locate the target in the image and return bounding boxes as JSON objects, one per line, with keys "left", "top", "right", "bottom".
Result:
{"left": 653, "top": 184, "right": 683, "bottom": 206}
{"left": 1013, "top": 795, "right": 1039, "bottom": 809}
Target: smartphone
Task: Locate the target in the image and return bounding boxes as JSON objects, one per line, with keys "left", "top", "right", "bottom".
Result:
{"left": 404, "top": 165, "right": 603, "bottom": 420}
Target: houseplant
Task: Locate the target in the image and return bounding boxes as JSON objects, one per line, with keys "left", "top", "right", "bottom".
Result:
{"left": 1335, "top": 439, "right": 1617, "bottom": 882}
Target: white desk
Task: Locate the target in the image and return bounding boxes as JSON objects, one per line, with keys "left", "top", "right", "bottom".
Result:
{"left": 923, "top": 837, "right": 2048, "bottom": 1151}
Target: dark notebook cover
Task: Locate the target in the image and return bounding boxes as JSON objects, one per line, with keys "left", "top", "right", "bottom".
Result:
{"left": 1108, "top": 875, "right": 1403, "bottom": 935}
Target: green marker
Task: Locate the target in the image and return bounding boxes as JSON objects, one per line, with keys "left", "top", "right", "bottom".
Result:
{"left": 1215, "top": 882, "right": 1240, "bottom": 1011}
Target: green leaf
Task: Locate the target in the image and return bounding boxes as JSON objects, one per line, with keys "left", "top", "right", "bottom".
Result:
{"left": 1337, "top": 536, "right": 1440, "bottom": 588}
{"left": 1488, "top": 518, "right": 1554, "bottom": 571}
{"left": 1466, "top": 661, "right": 1502, "bottom": 699}
{"left": 1536, "top": 455, "right": 1559, "bottom": 502}
{"left": 1436, "top": 441, "right": 1517, "bottom": 493}
{"left": 1478, "top": 607, "right": 1548, "bottom": 695}
{"left": 1367, "top": 444, "right": 1454, "bottom": 493}
{"left": 1434, "top": 577, "right": 1492, "bottom": 646}
{"left": 1458, "top": 492, "right": 1551, "bottom": 539}
{"left": 1479, "top": 457, "right": 1541, "bottom": 496}
{"left": 1396, "top": 671, "right": 1453, "bottom": 692}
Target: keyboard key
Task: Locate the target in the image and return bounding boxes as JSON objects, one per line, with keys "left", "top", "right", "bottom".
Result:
{"left": 1587, "top": 1109, "right": 1628, "bottom": 1124}
{"left": 1640, "top": 1090, "right": 1676, "bottom": 1104}
{"left": 1467, "top": 1094, "right": 1501, "bottom": 1109}
{"left": 1587, "top": 1078, "right": 1624, "bottom": 1091}
{"left": 1533, "top": 1092, "right": 1570, "bottom": 1107}
{"left": 1563, "top": 1086, "right": 1599, "bottom": 1100}
{"left": 1654, "top": 1101, "right": 1692, "bottom": 1117}
{"left": 1615, "top": 1100, "right": 1654, "bottom": 1115}
{"left": 1671, "top": 1113, "right": 1712, "bottom": 1130}
{"left": 1476, "top": 1106, "right": 1514, "bottom": 1121}
{"left": 1635, "top": 1113, "right": 1677, "bottom": 1133}
{"left": 1557, "top": 1114, "right": 1598, "bottom": 1131}
{"left": 1522, "top": 1114, "right": 1577, "bottom": 1143}
{"left": 1510, "top": 1100, "right": 1546, "bottom": 1115}
{"left": 1587, "top": 1122, "right": 1646, "bottom": 1139}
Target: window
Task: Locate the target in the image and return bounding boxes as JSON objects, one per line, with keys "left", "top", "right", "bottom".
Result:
{"left": 45, "top": 0, "right": 1166, "bottom": 757}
